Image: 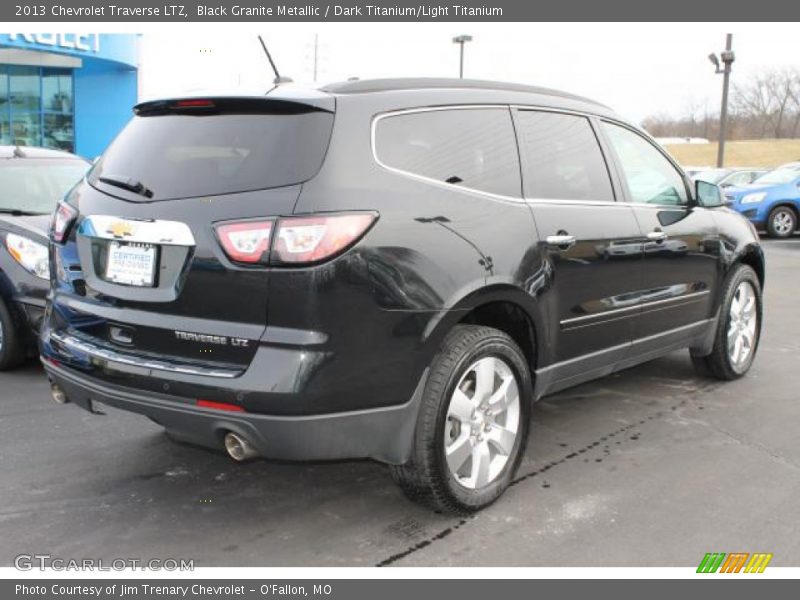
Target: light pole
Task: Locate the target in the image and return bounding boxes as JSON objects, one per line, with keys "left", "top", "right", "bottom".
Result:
{"left": 452, "top": 35, "right": 473, "bottom": 78}
{"left": 709, "top": 34, "right": 735, "bottom": 168}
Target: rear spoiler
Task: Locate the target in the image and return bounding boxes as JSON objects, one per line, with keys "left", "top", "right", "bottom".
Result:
{"left": 134, "top": 95, "right": 335, "bottom": 116}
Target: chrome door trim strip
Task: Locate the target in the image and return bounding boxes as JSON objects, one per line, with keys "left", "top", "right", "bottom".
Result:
{"left": 560, "top": 290, "right": 710, "bottom": 327}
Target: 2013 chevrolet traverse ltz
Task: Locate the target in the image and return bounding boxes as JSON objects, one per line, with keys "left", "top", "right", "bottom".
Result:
{"left": 41, "top": 79, "right": 764, "bottom": 513}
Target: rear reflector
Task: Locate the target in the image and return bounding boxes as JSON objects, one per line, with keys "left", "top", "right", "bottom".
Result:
{"left": 196, "top": 399, "right": 245, "bottom": 412}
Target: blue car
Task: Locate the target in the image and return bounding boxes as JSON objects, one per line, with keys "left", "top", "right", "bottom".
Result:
{"left": 725, "top": 162, "right": 800, "bottom": 238}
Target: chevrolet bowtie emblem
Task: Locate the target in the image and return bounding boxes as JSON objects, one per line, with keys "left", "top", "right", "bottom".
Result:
{"left": 107, "top": 220, "right": 136, "bottom": 238}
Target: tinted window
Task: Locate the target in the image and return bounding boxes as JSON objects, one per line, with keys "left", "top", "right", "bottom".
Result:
{"left": 602, "top": 122, "right": 688, "bottom": 206}
{"left": 375, "top": 108, "right": 521, "bottom": 197}
{"left": 90, "top": 106, "right": 334, "bottom": 201}
{"left": 0, "top": 158, "right": 89, "bottom": 214}
{"left": 516, "top": 111, "right": 614, "bottom": 201}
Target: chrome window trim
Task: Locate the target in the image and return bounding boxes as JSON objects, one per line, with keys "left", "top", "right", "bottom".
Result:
{"left": 371, "top": 103, "right": 636, "bottom": 208}
{"left": 371, "top": 104, "right": 526, "bottom": 205}
{"left": 596, "top": 117, "right": 694, "bottom": 208}
{"left": 78, "top": 215, "right": 196, "bottom": 246}
{"left": 560, "top": 290, "right": 710, "bottom": 326}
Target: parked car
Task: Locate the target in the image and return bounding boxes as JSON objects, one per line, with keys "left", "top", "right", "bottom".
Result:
{"left": 693, "top": 167, "right": 766, "bottom": 188}
{"left": 41, "top": 79, "right": 764, "bottom": 513}
{"left": 725, "top": 162, "right": 800, "bottom": 238}
{"left": 0, "top": 146, "right": 89, "bottom": 369}
{"left": 682, "top": 165, "right": 713, "bottom": 179}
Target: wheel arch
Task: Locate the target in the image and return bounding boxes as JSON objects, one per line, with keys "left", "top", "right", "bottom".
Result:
{"left": 734, "top": 243, "right": 766, "bottom": 290}
{"left": 422, "top": 285, "right": 545, "bottom": 379}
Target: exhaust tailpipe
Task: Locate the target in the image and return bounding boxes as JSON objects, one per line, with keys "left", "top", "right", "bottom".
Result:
{"left": 51, "top": 383, "right": 69, "bottom": 405}
{"left": 224, "top": 432, "right": 258, "bottom": 462}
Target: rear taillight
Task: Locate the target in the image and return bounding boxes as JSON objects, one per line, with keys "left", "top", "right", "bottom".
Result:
{"left": 51, "top": 200, "right": 78, "bottom": 244}
{"left": 215, "top": 220, "right": 273, "bottom": 264}
{"left": 272, "top": 213, "right": 376, "bottom": 265}
{"left": 214, "top": 213, "right": 376, "bottom": 267}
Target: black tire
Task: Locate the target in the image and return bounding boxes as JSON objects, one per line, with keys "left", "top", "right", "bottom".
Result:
{"left": 390, "top": 325, "right": 532, "bottom": 513}
{"left": 0, "top": 298, "right": 25, "bottom": 371}
{"left": 691, "top": 264, "right": 762, "bottom": 380}
{"left": 765, "top": 205, "right": 797, "bottom": 239}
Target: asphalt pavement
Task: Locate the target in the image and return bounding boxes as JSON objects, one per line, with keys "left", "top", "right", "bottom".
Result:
{"left": 1, "top": 238, "right": 798, "bottom": 567}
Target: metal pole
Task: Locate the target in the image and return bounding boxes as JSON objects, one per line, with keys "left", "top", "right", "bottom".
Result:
{"left": 717, "top": 34, "right": 733, "bottom": 168}
{"left": 459, "top": 42, "right": 464, "bottom": 78}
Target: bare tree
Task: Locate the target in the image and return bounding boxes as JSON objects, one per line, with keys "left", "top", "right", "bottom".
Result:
{"left": 643, "top": 66, "right": 800, "bottom": 141}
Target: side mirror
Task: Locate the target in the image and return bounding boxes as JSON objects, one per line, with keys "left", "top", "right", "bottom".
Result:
{"left": 695, "top": 180, "right": 727, "bottom": 207}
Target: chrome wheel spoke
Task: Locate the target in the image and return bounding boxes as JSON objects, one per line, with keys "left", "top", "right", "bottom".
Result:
{"left": 487, "top": 425, "right": 516, "bottom": 456}
{"left": 488, "top": 376, "right": 516, "bottom": 412}
{"left": 470, "top": 442, "right": 492, "bottom": 489}
{"left": 446, "top": 434, "right": 473, "bottom": 473}
{"left": 474, "top": 357, "right": 497, "bottom": 401}
{"left": 448, "top": 388, "right": 475, "bottom": 422}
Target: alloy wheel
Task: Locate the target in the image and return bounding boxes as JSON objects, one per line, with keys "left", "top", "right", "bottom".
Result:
{"left": 772, "top": 210, "right": 795, "bottom": 236}
{"left": 444, "top": 356, "right": 521, "bottom": 489}
{"left": 727, "top": 281, "right": 758, "bottom": 369}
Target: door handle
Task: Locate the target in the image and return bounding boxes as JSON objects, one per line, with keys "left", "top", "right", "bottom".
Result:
{"left": 546, "top": 234, "right": 577, "bottom": 249}
{"left": 646, "top": 230, "right": 668, "bottom": 243}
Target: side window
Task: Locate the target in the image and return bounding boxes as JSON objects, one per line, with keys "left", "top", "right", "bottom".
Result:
{"left": 602, "top": 121, "right": 688, "bottom": 206}
{"left": 374, "top": 108, "right": 521, "bottom": 197}
{"left": 516, "top": 110, "right": 614, "bottom": 202}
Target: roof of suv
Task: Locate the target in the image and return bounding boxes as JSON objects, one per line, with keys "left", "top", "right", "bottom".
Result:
{"left": 0, "top": 145, "right": 84, "bottom": 160}
{"left": 139, "top": 78, "right": 614, "bottom": 117}
{"left": 321, "top": 77, "right": 608, "bottom": 107}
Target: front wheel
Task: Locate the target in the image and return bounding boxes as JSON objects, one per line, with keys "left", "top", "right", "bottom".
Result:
{"left": 390, "top": 325, "right": 532, "bottom": 513}
{"left": 766, "top": 206, "right": 796, "bottom": 238}
{"left": 691, "top": 264, "right": 762, "bottom": 380}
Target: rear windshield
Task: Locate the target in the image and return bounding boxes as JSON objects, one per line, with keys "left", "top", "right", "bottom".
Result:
{"left": 0, "top": 158, "right": 89, "bottom": 214}
{"left": 89, "top": 106, "right": 334, "bottom": 201}
{"left": 754, "top": 166, "right": 800, "bottom": 185}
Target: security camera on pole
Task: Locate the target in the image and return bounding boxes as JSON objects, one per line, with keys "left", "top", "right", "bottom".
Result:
{"left": 709, "top": 34, "right": 735, "bottom": 168}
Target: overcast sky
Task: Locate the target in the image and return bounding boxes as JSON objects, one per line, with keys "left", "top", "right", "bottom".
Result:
{"left": 138, "top": 23, "right": 800, "bottom": 124}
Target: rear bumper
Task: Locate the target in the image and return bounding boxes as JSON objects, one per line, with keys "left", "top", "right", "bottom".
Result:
{"left": 43, "top": 358, "right": 426, "bottom": 465}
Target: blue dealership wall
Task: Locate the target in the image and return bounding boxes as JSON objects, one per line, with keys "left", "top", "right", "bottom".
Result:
{"left": 0, "top": 34, "right": 139, "bottom": 158}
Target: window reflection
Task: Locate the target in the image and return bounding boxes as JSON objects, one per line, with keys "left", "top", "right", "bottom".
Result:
{"left": 0, "top": 66, "right": 75, "bottom": 152}
{"left": 0, "top": 66, "right": 9, "bottom": 145}
{"left": 9, "top": 66, "right": 40, "bottom": 111}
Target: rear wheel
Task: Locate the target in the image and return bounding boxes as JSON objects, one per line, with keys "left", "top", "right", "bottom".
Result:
{"left": 0, "top": 298, "right": 24, "bottom": 371}
{"left": 766, "top": 206, "right": 796, "bottom": 238}
{"left": 391, "top": 325, "right": 531, "bottom": 513}
{"left": 691, "top": 264, "right": 762, "bottom": 380}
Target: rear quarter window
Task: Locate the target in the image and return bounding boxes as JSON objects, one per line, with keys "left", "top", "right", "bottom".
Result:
{"left": 374, "top": 107, "right": 521, "bottom": 198}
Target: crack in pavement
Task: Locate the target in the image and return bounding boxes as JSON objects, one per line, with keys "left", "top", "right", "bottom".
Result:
{"left": 375, "top": 382, "right": 721, "bottom": 567}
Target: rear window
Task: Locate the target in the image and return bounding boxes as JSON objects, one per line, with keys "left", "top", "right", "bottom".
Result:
{"left": 89, "top": 105, "right": 334, "bottom": 201}
{"left": 374, "top": 108, "right": 521, "bottom": 198}
{"left": 0, "top": 158, "right": 88, "bottom": 214}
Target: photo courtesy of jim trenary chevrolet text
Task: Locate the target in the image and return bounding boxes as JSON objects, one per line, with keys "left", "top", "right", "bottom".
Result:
{"left": 1, "top": 0, "right": 800, "bottom": 596}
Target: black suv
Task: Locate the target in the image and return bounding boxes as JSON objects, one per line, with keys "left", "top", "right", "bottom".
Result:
{"left": 42, "top": 79, "right": 764, "bottom": 513}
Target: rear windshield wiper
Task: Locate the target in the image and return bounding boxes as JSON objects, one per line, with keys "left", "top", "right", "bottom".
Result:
{"left": 97, "top": 174, "right": 154, "bottom": 199}
{"left": 0, "top": 208, "right": 45, "bottom": 216}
